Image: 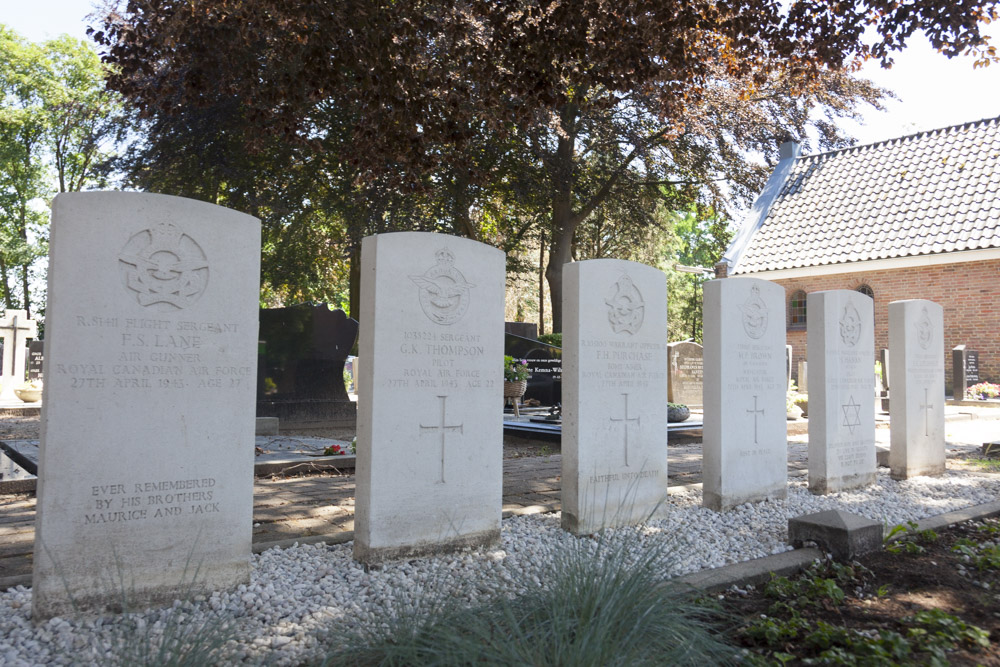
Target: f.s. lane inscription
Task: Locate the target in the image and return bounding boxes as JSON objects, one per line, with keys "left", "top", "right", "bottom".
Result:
{"left": 58, "top": 315, "right": 248, "bottom": 390}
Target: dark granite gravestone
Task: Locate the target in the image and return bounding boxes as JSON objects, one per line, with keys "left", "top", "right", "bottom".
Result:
{"left": 257, "top": 304, "right": 358, "bottom": 427}
{"left": 504, "top": 333, "right": 562, "bottom": 406}
{"left": 27, "top": 340, "right": 43, "bottom": 381}
{"left": 505, "top": 321, "right": 538, "bottom": 340}
{"left": 667, "top": 341, "right": 703, "bottom": 407}
{"left": 953, "top": 345, "right": 980, "bottom": 399}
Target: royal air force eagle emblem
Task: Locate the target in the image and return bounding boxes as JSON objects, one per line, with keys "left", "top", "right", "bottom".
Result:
{"left": 839, "top": 301, "right": 862, "bottom": 347}
{"left": 410, "top": 248, "right": 475, "bottom": 325}
{"left": 605, "top": 274, "right": 644, "bottom": 335}
{"left": 118, "top": 222, "right": 209, "bottom": 311}
{"left": 740, "top": 285, "right": 768, "bottom": 339}
{"left": 916, "top": 306, "right": 934, "bottom": 350}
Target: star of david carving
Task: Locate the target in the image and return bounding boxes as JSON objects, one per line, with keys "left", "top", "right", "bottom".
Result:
{"left": 841, "top": 395, "right": 862, "bottom": 434}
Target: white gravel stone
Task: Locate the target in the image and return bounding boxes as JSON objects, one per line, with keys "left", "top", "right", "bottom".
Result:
{"left": 2, "top": 468, "right": 999, "bottom": 664}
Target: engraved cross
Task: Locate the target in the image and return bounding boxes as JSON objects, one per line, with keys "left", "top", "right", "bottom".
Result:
{"left": 747, "top": 395, "right": 765, "bottom": 445}
{"left": 0, "top": 310, "right": 37, "bottom": 401}
{"left": 420, "top": 395, "right": 463, "bottom": 484}
{"left": 609, "top": 393, "right": 640, "bottom": 467}
{"left": 919, "top": 387, "right": 934, "bottom": 437}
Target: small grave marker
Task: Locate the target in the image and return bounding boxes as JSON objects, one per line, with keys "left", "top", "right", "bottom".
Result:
{"left": 0, "top": 310, "right": 37, "bottom": 400}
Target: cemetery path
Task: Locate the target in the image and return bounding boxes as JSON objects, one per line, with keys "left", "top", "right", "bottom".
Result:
{"left": 2, "top": 407, "right": 999, "bottom": 590}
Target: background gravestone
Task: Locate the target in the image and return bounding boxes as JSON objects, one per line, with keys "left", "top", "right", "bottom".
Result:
{"left": 562, "top": 259, "right": 669, "bottom": 534}
{"left": 952, "top": 344, "right": 979, "bottom": 399}
{"left": 354, "top": 232, "right": 504, "bottom": 563}
{"left": 504, "top": 333, "right": 562, "bottom": 406}
{"left": 703, "top": 277, "right": 787, "bottom": 511}
{"left": 889, "top": 299, "right": 945, "bottom": 479}
{"left": 504, "top": 321, "right": 538, "bottom": 339}
{"left": 27, "top": 340, "right": 44, "bottom": 381}
{"left": 256, "top": 304, "right": 358, "bottom": 427}
{"left": 807, "top": 290, "right": 876, "bottom": 494}
{"left": 33, "top": 192, "right": 260, "bottom": 618}
{"left": 667, "top": 341, "right": 703, "bottom": 407}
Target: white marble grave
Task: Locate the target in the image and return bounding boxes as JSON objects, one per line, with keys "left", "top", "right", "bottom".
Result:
{"left": 561, "top": 259, "right": 668, "bottom": 534}
{"left": 807, "top": 290, "right": 876, "bottom": 493}
{"left": 354, "top": 232, "right": 504, "bottom": 563}
{"left": 33, "top": 192, "right": 261, "bottom": 618}
{"left": 0, "top": 310, "right": 37, "bottom": 401}
{"left": 888, "top": 299, "right": 945, "bottom": 479}
{"left": 703, "top": 277, "right": 787, "bottom": 510}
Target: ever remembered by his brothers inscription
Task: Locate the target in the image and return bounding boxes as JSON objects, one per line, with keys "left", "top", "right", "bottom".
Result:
{"left": 562, "top": 259, "right": 669, "bottom": 535}
{"left": 33, "top": 192, "right": 261, "bottom": 619}
{"left": 354, "top": 232, "right": 504, "bottom": 564}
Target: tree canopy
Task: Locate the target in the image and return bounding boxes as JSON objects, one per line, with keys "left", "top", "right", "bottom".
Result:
{"left": 92, "top": 1, "right": 998, "bottom": 327}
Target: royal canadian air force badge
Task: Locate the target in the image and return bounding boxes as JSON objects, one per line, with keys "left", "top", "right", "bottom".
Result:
{"left": 410, "top": 248, "right": 475, "bottom": 325}
{"left": 118, "top": 222, "right": 209, "bottom": 311}
{"left": 740, "top": 285, "right": 768, "bottom": 339}
{"left": 605, "top": 274, "right": 644, "bottom": 335}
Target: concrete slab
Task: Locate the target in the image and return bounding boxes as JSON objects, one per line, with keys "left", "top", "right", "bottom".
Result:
{"left": 788, "top": 509, "right": 883, "bottom": 560}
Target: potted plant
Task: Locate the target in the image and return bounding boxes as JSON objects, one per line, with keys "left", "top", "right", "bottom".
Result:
{"left": 503, "top": 356, "right": 530, "bottom": 416}
{"left": 787, "top": 381, "right": 804, "bottom": 420}
{"left": 667, "top": 402, "right": 690, "bottom": 423}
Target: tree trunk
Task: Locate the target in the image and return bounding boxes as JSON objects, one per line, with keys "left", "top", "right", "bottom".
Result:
{"left": 348, "top": 243, "right": 361, "bottom": 321}
{"left": 542, "top": 118, "right": 579, "bottom": 333}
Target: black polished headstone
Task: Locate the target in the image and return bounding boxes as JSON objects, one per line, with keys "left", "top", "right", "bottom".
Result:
{"left": 504, "top": 333, "right": 562, "bottom": 406}
{"left": 505, "top": 322, "right": 538, "bottom": 340}
{"left": 257, "top": 304, "right": 358, "bottom": 427}
{"left": 953, "top": 345, "right": 980, "bottom": 399}
{"left": 28, "top": 340, "right": 43, "bottom": 381}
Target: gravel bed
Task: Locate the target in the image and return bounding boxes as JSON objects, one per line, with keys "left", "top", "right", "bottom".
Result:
{"left": 2, "top": 468, "right": 1000, "bottom": 665}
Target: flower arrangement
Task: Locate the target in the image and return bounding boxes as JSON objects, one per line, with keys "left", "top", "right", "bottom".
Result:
{"left": 504, "top": 355, "right": 530, "bottom": 382}
{"left": 966, "top": 382, "right": 1000, "bottom": 400}
{"left": 323, "top": 437, "right": 357, "bottom": 457}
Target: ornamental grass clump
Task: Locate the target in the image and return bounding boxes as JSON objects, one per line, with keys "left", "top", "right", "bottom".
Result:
{"left": 321, "top": 532, "right": 738, "bottom": 666}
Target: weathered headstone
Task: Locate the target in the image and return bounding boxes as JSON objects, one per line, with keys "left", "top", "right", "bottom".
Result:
{"left": 888, "top": 299, "right": 945, "bottom": 479}
{"left": 354, "top": 233, "right": 504, "bottom": 563}
{"left": 667, "top": 341, "right": 703, "bottom": 407}
{"left": 0, "top": 310, "right": 37, "bottom": 400}
{"left": 33, "top": 192, "right": 261, "bottom": 618}
{"left": 797, "top": 360, "right": 808, "bottom": 393}
{"left": 703, "top": 277, "right": 787, "bottom": 511}
{"left": 785, "top": 344, "right": 793, "bottom": 389}
{"left": 807, "top": 290, "right": 876, "bottom": 494}
{"left": 952, "top": 345, "right": 980, "bottom": 399}
{"left": 562, "top": 259, "right": 668, "bottom": 534}
{"left": 27, "top": 340, "right": 44, "bottom": 381}
{"left": 256, "top": 304, "right": 358, "bottom": 427}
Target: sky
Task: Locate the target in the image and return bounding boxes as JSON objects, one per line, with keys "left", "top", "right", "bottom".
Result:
{"left": 4, "top": 0, "right": 1000, "bottom": 150}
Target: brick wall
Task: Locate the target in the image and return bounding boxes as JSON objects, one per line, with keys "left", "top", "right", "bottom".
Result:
{"left": 756, "top": 257, "right": 1000, "bottom": 391}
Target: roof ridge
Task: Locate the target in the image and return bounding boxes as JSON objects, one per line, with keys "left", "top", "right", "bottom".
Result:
{"left": 799, "top": 114, "right": 1000, "bottom": 162}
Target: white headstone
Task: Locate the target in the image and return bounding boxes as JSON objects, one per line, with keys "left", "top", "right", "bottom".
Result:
{"left": 703, "top": 277, "right": 787, "bottom": 511}
{"left": 0, "top": 310, "right": 37, "bottom": 400}
{"left": 807, "top": 290, "right": 876, "bottom": 493}
{"left": 354, "top": 232, "right": 504, "bottom": 563}
{"left": 797, "top": 360, "right": 808, "bottom": 393}
{"left": 561, "top": 259, "right": 668, "bottom": 534}
{"left": 888, "top": 299, "right": 945, "bottom": 478}
{"left": 33, "top": 192, "right": 261, "bottom": 618}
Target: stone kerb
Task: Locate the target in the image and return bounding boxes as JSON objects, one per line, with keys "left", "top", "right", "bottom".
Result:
{"left": 807, "top": 290, "right": 876, "bottom": 494}
{"left": 703, "top": 277, "right": 787, "bottom": 511}
{"left": 561, "top": 259, "right": 668, "bottom": 535}
{"left": 889, "top": 299, "right": 946, "bottom": 479}
{"left": 33, "top": 192, "right": 261, "bottom": 619}
{"left": 353, "top": 232, "right": 504, "bottom": 564}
